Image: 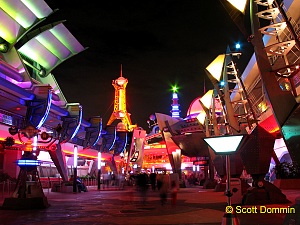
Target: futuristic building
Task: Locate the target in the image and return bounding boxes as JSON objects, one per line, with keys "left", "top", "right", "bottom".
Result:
{"left": 155, "top": 0, "right": 300, "bottom": 200}
{"left": 0, "top": 1, "right": 119, "bottom": 185}
{"left": 1, "top": 1, "right": 300, "bottom": 208}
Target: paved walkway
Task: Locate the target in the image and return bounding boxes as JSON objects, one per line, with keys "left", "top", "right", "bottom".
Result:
{"left": 0, "top": 186, "right": 299, "bottom": 225}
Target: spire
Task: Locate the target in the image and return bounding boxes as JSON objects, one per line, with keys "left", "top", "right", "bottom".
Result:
{"left": 120, "top": 64, "right": 123, "bottom": 77}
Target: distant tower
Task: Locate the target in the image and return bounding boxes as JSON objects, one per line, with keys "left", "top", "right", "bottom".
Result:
{"left": 170, "top": 86, "right": 181, "bottom": 118}
{"left": 107, "top": 65, "right": 136, "bottom": 131}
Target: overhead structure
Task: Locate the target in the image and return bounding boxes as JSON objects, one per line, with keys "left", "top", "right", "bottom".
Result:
{"left": 0, "top": 0, "right": 102, "bottom": 184}
{"left": 0, "top": 0, "right": 53, "bottom": 46}
{"left": 249, "top": 0, "right": 300, "bottom": 166}
{"left": 17, "top": 22, "right": 87, "bottom": 77}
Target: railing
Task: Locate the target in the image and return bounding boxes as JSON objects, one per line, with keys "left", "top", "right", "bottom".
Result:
{"left": 0, "top": 180, "right": 16, "bottom": 199}
{"left": 39, "top": 177, "right": 62, "bottom": 189}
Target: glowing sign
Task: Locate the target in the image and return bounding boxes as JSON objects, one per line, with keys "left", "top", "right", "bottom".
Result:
{"left": 203, "top": 135, "right": 245, "bottom": 154}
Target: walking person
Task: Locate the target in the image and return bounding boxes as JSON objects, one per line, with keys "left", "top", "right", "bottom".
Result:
{"left": 157, "top": 170, "right": 169, "bottom": 205}
{"left": 170, "top": 181, "right": 178, "bottom": 206}
{"left": 149, "top": 172, "right": 157, "bottom": 191}
{"left": 136, "top": 172, "right": 149, "bottom": 205}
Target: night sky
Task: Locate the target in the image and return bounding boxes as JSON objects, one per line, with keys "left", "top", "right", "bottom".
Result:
{"left": 44, "top": 0, "right": 253, "bottom": 130}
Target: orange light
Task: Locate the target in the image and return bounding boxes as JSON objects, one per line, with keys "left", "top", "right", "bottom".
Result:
{"left": 63, "top": 150, "right": 98, "bottom": 159}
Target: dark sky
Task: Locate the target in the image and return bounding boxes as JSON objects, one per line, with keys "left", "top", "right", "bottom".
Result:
{"left": 44, "top": 0, "right": 253, "bottom": 130}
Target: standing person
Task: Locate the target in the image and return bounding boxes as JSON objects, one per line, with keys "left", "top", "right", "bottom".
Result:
{"left": 157, "top": 170, "right": 169, "bottom": 205}
{"left": 136, "top": 172, "right": 149, "bottom": 205}
{"left": 170, "top": 181, "right": 178, "bottom": 206}
{"left": 76, "top": 176, "right": 87, "bottom": 192}
{"left": 103, "top": 173, "right": 109, "bottom": 189}
{"left": 149, "top": 172, "right": 157, "bottom": 191}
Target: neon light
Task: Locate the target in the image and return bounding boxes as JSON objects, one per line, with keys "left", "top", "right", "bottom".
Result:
{"left": 172, "top": 85, "right": 178, "bottom": 93}
{"left": 74, "top": 145, "right": 78, "bottom": 167}
{"left": 71, "top": 105, "right": 82, "bottom": 139}
{"left": 97, "top": 152, "right": 101, "bottom": 169}
{"left": 17, "top": 159, "right": 40, "bottom": 166}
{"left": 36, "top": 91, "right": 52, "bottom": 129}
{"left": 171, "top": 88, "right": 181, "bottom": 118}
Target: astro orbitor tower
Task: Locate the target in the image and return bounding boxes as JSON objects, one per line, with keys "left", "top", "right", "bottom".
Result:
{"left": 107, "top": 65, "right": 136, "bottom": 131}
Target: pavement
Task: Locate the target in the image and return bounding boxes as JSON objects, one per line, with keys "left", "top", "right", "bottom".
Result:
{"left": 0, "top": 185, "right": 299, "bottom": 225}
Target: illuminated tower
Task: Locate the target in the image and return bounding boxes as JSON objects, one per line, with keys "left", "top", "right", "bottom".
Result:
{"left": 107, "top": 66, "right": 135, "bottom": 131}
{"left": 170, "top": 85, "right": 181, "bottom": 118}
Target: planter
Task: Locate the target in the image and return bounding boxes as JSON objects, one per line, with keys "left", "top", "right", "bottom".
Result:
{"left": 273, "top": 178, "right": 300, "bottom": 189}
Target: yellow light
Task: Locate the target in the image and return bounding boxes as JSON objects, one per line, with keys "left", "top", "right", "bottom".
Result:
{"left": 258, "top": 101, "right": 268, "bottom": 113}
{"left": 227, "top": 0, "right": 247, "bottom": 13}
{"left": 206, "top": 54, "right": 225, "bottom": 81}
{"left": 25, "top": 140, "right": 33, "bottom": 151}
{"left": 200, "top": 89, "right": 214, "bottom": 109}
{"left": 196, "top": 111, "right": 207, "bottom": 125}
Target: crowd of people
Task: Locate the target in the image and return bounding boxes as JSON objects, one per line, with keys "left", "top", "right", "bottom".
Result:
{"left": 69, "top": 170, "right": 206, "bottom": 205}
{"left": 130, "top": 170, "right": 179, "bottom": 206}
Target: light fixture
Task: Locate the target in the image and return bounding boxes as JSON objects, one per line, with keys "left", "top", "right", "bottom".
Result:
{"left": 0, "top": 42, "right": 9, "bottom": 53}
{"left": 74, "top": 145, "right": 78, "bottom": 168}
{"left": 200, "top": 89, "right": 214, "bottom": 109}
{"left": 97, "top": 151, "right": 102, "bottom": 190}
{"left": 196, "top": 111, "right": 207, "bottom": 125}
{"left": 206, "top": 54, "right": 225, "bottom": 81}
{"left": 73, "top": 145, "right": 78, "bottom": 193}
{"left": 203, "top": 134, "right": 245, "bottom": 225}
{"left": 203, "top": 134, "right": 245, "bottom": 155}
{"left": 227, "top": 0, "right": 247, "bottom": 14}
{"left": 197, "top": 89, "right": 214, "bottom": 125}
{"left": 38, "top": 68, "right": 47, "bottom": 77}
{"left": 97, "top": 151, "right": 101, "bottom": 170}
{"left": 17, "top": 159, "right": 40, "bottom": 166}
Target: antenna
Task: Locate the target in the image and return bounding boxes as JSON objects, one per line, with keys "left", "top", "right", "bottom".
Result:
{"left": 120, "top": 64, "right": 123, "bottom": 77}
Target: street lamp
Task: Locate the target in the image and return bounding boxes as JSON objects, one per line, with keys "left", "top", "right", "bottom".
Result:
{"left": 203, "top": 134, "right": 245, "bottom": 225}
{"left": 73, "top": 145, "right": 78, "bottom": 193}
{"left": 97, "top": 151, "right": 102, "bottom": 190}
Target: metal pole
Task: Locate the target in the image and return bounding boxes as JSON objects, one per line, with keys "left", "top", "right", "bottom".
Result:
{"left": 97, "top": 169, "right": 101, "bottom": 190}
{"left": 226, "top": 155, "right": 231, "bottom": 206}
{"left": 73, "top": 167, "right": 77, "bottom": 193}
{"left": 97, "top": 151, "right": 102, "bottom": 190}
{"left": 73, "top": 145, "right": 78, "bottom": 193}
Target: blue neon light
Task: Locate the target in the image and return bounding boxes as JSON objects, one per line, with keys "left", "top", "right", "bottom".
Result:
{"left": 17, "top": 159, "right": 41, "bottom": 166}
